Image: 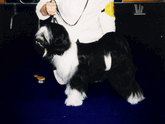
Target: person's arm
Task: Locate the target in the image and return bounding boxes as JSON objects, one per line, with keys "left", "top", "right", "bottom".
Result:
{"left": 99, "top": 1, "right": 116, "bottom": 34}
{"left": 36, "top": 0, "right": 56, "bottom": 20}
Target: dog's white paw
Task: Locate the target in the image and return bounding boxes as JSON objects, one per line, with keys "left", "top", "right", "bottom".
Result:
{"left": 127, "top": 92, "right": 145, "bottom": 105}
{"left": 65, "top": 97, "right": 83, "bottom": 106}
{"left": 65, "top": 89, "right": 86, "bottom": 106}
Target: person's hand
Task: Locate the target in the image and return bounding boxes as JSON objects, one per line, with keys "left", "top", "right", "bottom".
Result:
{"left": 40, "top": 0, "right": 56, "bottom": 16}
{"left": 45, "top": 0, "right": 56, "bottom": 16}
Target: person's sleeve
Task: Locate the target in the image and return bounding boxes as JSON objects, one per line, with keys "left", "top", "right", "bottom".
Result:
{"left": 36, "top": 0, "right": 51, "bottom": 20}
{"left": 99, "top": 1, "right": 116, "bottom": 34}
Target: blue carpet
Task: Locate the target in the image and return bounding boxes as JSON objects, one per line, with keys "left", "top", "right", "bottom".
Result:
{"left": 1, "top": 38, "right": 165, "bottom": 124}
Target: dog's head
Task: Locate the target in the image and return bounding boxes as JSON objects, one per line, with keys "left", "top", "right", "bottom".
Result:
{"left": 35, "top": 23, "right": 70, "bottom": 59}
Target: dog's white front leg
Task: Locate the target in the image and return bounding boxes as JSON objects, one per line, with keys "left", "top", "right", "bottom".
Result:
{"left": 65, "top": 85, "right": 86, "bottom": 106}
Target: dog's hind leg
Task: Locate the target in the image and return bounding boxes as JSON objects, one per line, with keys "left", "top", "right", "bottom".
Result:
{"left": 108, "top": 62, "right": 145, "bottom": 105}
{"left": 126, "top": 81, "right": 145, "bottom": 105}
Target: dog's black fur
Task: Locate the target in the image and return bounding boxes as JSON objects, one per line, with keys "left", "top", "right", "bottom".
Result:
{"left": 35, "top": 23, "right": 144, "bottom": 106}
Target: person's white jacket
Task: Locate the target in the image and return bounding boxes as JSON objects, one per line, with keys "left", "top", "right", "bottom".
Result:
{"left": 36, "top": 0, "right": 116, "bottom": 43}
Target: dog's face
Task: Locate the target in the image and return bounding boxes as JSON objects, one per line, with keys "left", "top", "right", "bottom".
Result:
{"left": 35, "top": 23, "right": 70, "bottom": 59}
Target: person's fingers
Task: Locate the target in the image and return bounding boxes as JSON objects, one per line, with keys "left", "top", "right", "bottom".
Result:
{"left": 46, "top": 1, "right": 56, "bottom": 15}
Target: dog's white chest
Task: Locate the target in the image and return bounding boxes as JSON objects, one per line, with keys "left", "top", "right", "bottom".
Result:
{"left": 52, "top": 42, "right": 79, "bottom": 85}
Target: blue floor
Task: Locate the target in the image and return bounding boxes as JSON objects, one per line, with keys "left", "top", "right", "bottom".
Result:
{"left": 1, "top": 33, "right": 165, "bottom": 124}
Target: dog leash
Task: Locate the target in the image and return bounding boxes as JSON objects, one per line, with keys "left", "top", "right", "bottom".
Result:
{"left": 52, "top": 0, "right": 89, "bottom": 26}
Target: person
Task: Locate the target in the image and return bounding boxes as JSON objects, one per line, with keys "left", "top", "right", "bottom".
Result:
{"left": 36, "top": 0, "right": 116, "bottom": 43}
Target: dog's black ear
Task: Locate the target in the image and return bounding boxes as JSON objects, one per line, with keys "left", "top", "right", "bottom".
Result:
{"left": 47, "top": 33, "right": 70, "bottom": 55}
{"left": 46, "top": 24, "right": 71, "bottom": 56}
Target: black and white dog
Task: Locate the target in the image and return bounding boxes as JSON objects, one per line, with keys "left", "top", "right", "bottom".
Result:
{"left": 35, "top": 23, "right": 145, "bottom": 106}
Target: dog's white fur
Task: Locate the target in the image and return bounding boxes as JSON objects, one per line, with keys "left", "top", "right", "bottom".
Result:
{"left": 36, "top": 26, "right": 50, "bottom": 42}
{"left": 65, "top": 84, "right": 87, "bottom": 106}
{"left": 35, "top": 24, "right": 145, "bottom": 106}
{"left": 127, "top": 92, "right": 145, "bottom": 105}
{"left": 65, "top": 89, "right": 86, "bottom": 106}
{"left": 104, "top": 52, "right": 112, "bottom": 71}
{"left": 52, "top": 41, "right": 78, "bottom": 85}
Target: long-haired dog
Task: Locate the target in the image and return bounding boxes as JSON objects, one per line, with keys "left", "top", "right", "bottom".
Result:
{"left": 35, "top": 23, "right": 145, "bottom": 106}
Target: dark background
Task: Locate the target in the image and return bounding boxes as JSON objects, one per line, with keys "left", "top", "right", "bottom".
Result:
{"left": 0, "top": 2, "right": 165, "bottom": 124}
